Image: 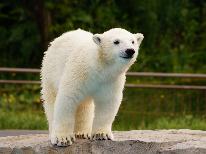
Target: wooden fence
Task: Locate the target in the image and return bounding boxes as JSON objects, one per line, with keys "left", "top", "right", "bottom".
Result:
{"left": 0, "top": 67, "right": 206, "bottom": 90}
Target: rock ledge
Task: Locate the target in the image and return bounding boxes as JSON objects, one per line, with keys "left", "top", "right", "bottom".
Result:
{"left": 0, "top": 129, "right": 206, "bottom": 154}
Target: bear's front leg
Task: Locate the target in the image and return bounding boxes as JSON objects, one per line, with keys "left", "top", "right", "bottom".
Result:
{"left": 51, "top": 88, "right": 83, "bottom": 146}
{"left": 92, "top": 82, "right": 123, "bottom": 140}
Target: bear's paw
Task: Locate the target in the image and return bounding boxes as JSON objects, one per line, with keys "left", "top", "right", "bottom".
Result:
{"left": 50, "top": 133, "right": 75, "bottom": 147}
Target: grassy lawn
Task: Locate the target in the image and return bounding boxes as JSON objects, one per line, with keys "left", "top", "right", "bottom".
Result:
{"left": 0, "top": 85, "right": 206, "bottom": 130}
{"left": 0, "top": 109, "right": 206, "bottom": 130}
{"left": 113, "top": 112, "right": 206, "bottom": 130}
{"left": 0, "top": 110, "right": 47, "bottom": 130}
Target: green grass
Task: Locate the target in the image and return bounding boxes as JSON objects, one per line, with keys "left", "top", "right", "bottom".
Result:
{"left": 0, "top": 109, "right": 206, "bottom": 130}
{"left": 0, "top": 85, "right": 206, "bottom": 130}
{"left": 113, "top": 112, "right": 206, "bottom": 130}
{"left": 0, "top": 110, "right": 47, "bottom": 129}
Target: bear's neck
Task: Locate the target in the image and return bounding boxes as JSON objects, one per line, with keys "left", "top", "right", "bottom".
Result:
{"left": 95, "top": 49, "right": 127, "bottom": 81}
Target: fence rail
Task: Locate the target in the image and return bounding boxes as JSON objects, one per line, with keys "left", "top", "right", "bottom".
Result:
{"left": 0, "top": 67, "right": 40, "bottom": 73}
{"left": 1, "top": 67, "right": 206, "bottom": 78}
{"left": 126, "top": 84, "right": 206, "bottom": 90}
{"left": 126, "top": 72, "right": 206, "bottom": 79}
{"left": 1, "top": 67, "right": 206, "bottom": 90}
{"left": 0, "top": 80, "right": 40, "bottom": 84}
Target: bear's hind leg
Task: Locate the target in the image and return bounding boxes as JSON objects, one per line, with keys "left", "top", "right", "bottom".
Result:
{"left": 43, "top": 102, "right": 54, "bottom": 137}
{"left": 74, "top": 97, "right": 94, "bottom": 139}
{"left": 51, "top": 82, "right": 87, "bottom": 146}
{"left": 42, "top": 84, "right": 56, "bottom": 138}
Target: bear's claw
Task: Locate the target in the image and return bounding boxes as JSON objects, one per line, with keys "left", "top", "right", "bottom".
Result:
{"left": 75, "top": 133, "right": 91, "bottom": 139}
{"left": 92, "top": 132, "right": 113, "bottom": 140}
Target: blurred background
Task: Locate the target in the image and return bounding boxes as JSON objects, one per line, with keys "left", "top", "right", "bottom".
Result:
{"left": 0, "top": 0, "right": 206, "bottom": 130}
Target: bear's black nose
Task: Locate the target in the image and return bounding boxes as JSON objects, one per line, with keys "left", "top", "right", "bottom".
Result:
{"left": 125, "top": 49, "right": 135, "bottom": 58}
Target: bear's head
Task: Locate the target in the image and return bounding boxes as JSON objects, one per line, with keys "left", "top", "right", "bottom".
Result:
{"left": 93, "top": 28, "right": 144, "bottom": 70}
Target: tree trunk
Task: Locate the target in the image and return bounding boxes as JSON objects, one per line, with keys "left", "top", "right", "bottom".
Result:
{"left": 22, "top": 0, "right": 51, "bottom": 51}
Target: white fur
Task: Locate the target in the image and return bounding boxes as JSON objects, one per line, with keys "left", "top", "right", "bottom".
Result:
{"left": 40, "top": 28, "right": 143, "bottom": 146}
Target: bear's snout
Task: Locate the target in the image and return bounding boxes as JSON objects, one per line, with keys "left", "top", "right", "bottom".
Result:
{"left": 125, "top": 49, "right": 135, "bottom": 58}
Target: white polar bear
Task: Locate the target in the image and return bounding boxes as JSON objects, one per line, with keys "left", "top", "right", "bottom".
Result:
{"left": 41, "top": 28, "right": 144, "bottom": 146}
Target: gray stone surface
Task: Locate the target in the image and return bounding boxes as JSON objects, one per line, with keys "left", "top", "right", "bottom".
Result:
{"left": 0, "top": 130, "right": 47, "bottom": 137}
{"left": 0, "top": 129, "right": 206, "bottom": 154}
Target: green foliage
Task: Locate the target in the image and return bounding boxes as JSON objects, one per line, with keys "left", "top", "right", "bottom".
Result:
{"left": 0, "top": 85, "right": 206, "bottom": 130}
{"left": 0, "top": 1, "right": 41, "bottom": 67}
{"left": 0, "top": 85, "right": 41, "bottom": 111}
{"left": 113, "top": 114, "right": 206, "bottom": 130}
{"left": 0, "top": 1, "right": 206, "bottom": 130}
{"left": 0, "top": 110, "right": 47, "bottom": 129}
{"left": 1, "top": 109, "right": 206, "bottom": 130}
{"left": 0, "top": 0, "right": 206, "bottom": 72}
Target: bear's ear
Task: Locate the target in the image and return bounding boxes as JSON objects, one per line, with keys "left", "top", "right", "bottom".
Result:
{"left": 135, "top": 33, "right": 144, "bottom": 43}
{"left": 93, "top": 34, "right": 102, "bottom": 45}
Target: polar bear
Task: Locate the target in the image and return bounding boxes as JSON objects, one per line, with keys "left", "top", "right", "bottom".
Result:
{"left": 41, "top": 28, "right": 144, "bottom": 146}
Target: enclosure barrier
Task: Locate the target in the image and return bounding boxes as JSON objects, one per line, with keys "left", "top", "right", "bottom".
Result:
{"left": 0, "top": 67, "right": 206, "bottom": 90}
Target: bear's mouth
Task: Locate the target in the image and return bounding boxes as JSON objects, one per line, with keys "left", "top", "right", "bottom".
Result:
{"left": 120, "top": 56, "right": 133, "bottom": 59}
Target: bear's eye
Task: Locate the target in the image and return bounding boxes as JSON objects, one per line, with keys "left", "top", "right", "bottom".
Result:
{"left": 132, "top": 40, "right": 135, "bottom": 44}
{"left": 114, "top": 40, "right": 120, "bottom": 45}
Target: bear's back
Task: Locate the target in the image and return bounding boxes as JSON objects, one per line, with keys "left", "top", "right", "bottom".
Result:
{"left": 50, "top": 29, "right": 93, "bottom": 49}
{"left": 41, "top": 29, "right": 96, "bottom": 91}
